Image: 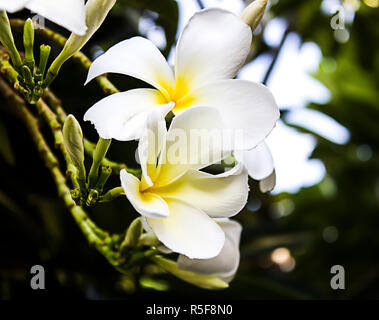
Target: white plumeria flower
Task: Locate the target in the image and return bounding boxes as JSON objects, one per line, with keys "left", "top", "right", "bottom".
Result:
{"left": 84, "top": 7, "right": 279, "bottom": 151}
{"left": 177, "top": 219, "right": 242, "bottom": 283}
{"left": 0, "top": 0, "right": 87, "bottom": 35}
{"left": 234, "top": 141, "right": 277, "bottom": 192}
{"left": 120, "top": 107, "right": 249, "bottom": 259}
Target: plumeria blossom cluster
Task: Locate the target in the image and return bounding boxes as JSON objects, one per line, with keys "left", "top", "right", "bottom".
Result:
{"left": 121, "top": 107, "right": 248, "bottom": 260}
{"left": 81, "top": 0, "right": 279, "bottom": 284}
{"left": 0, "top": 0, "right": 279, "bottom": 288}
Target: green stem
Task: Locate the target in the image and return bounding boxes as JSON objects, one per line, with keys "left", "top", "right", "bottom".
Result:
{"left": 88, "top": 138, "right": 112, "bottom": 189}
{"left": 96, "top": 166, "right": 112, "bottom": 193}
{"left": 42, "top": 89, "right": 67, "bottom": 123}
{"left": 99, "top": 186, "right": 125, "bottom": 203}
{"left": 84, "top": 139, "right": 132, "bottom": 175}
{"left": 35, "top": 98, "right": 79, "bottom": 189}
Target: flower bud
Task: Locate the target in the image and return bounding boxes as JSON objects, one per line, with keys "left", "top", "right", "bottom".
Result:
{"left": 240, "top": 0, "right": 268, "bottom": 31}
{"left": 63, "top": 114, "right": 86, "bottom": 178}
{"left": 23, "top": 18, "right": 35, "bottom": 70}
{"left": 37, "top": 44, "right": 51, "bottom": 77}
{"left": 0, "top": 10, "right": 23, "bottom": 68}
{"left": 122, "top": 218, "right": 143, "bottom": 248}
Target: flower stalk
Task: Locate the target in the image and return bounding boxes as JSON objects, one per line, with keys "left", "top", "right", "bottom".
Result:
{"left": 99, "top": 186, "right": 124, "bottom": 203}
{"left": 88, "top": 138, "right": 112, "bottom": 189}
{"left": 43, "top": 0, "right": 116, "bottom": 88}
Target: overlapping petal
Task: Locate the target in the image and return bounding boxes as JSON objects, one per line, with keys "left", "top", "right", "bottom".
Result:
{"left": 83, "top": 88, "right": 173, "bottom": 141}
{"left": 85, "top": 37, "right": 175, "bottom": 99}
{"left": 120, "top": 170, "right": 169, "bottom": 219}
{"left": 234, "top": 141, "right": 274, "bottom": 180}
{"left": 183, "top": 79, "right": 279, "bottom": 150}
{"left": 259, "top": 170, "right": 276, "bottom": 193}
{"left": 157, "top": 106, "right": 230, "bottom": 187}
{"left": 146, "top": 198, "right": 225, "bottom": 259}
{"left": 175, "top": 8, "right": 252, "bottom": 92}
{"left": 177, "top": 219, "right": 241, "bottom": 282}
{"left": 138, "top": 109, "right": 168, "bottom": 190}
{"left": 154, "top": 163, "right": 248, "bottom": 218}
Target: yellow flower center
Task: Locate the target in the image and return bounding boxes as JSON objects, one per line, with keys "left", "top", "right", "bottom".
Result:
{"left": 164, "top": 77, "right": 196, "bottom": 113}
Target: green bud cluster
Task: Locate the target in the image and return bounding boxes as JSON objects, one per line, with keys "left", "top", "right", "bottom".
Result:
{"left": 16, "top": 19, "right": 52, "bottom": 104}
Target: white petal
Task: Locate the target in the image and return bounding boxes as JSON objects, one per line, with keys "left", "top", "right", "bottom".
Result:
{"left": 84, "top": 88, "right": 173, "bottom": 141}
{"left": 234, "top": 141, "right": 274, "bottom": 180}
{"left": 177, "top": 219, "right": 242, "bottom": 282}
{"left": 85, "top": 37, "right": 174, "bottom": 99}
{"left": 0, "top": 0, "right": 29, "bottom": 12}
{"left": 155, "top": 163, "right": 248, "bottom": 218}
{"left": 146, "top": 198, "right": 225, "bottom": 259}
{"left": 157, "top": 106, "right": 230, "bottom": 187}
{"left": 120, "top": 170, "right": 169, "bottom": 219}
{"left": 138, "top": 109, "right": 168, "bottom": 189}
{"left": 26, "top": 0, "right": 87, "bottom": 35}
{"left": 188, "top": 79, "right": 280, "bottom": 150}
{"left": 175, "top": 8, "right": 252, "bottom": 91}
{"left": 259, "top": 170, "right": 276, "bottom": 193}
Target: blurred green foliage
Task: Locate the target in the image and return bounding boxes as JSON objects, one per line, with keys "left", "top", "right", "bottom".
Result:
{"left": 0, "top": 0, "right": 378, "bottom": 299}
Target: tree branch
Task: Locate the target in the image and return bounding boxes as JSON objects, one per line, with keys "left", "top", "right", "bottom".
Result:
{"left": 0, "top": 76, "right": 119, "bottom": 264}
{"left": 262, "top": 27, "right": 290, "bottom": 86}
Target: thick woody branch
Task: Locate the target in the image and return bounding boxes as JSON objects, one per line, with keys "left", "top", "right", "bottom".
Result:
{"left": 0, "top": 76, "right": 118, "bottom": 264}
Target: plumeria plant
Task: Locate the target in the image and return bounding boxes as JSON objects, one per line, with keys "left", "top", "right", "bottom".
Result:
{"left": 0, "top": 0, "right": 279, "bottom": 289}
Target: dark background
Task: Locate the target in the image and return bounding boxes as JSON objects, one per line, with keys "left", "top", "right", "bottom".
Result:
{"left": 0, "top": 0, "right": 378, "bottom": 299}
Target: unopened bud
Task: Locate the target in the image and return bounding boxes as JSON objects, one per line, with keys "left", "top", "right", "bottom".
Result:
{"left": 37, "top": 44, "right": 51, "bottom": 77}
{"left": 63, "top": 115, "right": 86, "bottom": 181}
{"left": 122, "top": 217, "right": 143, "bottom": 248}
{"left": 240, "top": 0, "right": 268, "bottom": 31}
{"left": 0, "top": 11, "right": 23, "bottom": 68}
{"left": 23, "top": 18, "right": 35, "bottom": 70}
